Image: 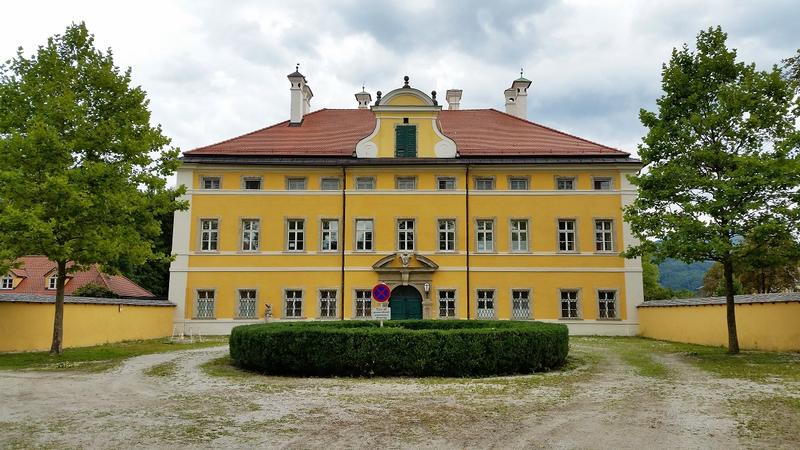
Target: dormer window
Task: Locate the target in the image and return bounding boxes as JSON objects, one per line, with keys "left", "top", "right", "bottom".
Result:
{"left": 1, "top": 275, "right": 12, "bottom": 290}
{"left": 395, "top": 125, "right": 417, "bottom": 157}
{"left": 47, "top": 275, "right": 58, "bottom": 290}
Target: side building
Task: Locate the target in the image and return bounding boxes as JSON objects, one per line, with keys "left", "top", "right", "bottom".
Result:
{"left": 169, "top": 71, "right": 643, "bottom": 335}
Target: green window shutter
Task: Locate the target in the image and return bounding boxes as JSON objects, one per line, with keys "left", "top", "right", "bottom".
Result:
{"left": 395, "top": 126, "right": 417, "bottom": 157}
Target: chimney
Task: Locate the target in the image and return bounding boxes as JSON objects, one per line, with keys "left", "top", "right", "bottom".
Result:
{"left": 355, "top": 86, "right": 372, "bottom": 109}
{"left": 445, "top": 89, "right": 462, "bottom": 110}
{"left": 504, "top": 87, "right": 517, "bottom": 117}
{"left": 506, "top": 69, "right": 532, "bottom": 120}
{"left": 288, "top": 64, "right": 312, "bottom": 125}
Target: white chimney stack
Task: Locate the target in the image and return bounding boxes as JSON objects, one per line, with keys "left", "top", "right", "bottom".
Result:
{"left": 505, "top": 69, "right": 532, "bottom": 120}
{"left": 288, "top": 64, "right": 313, "bottom": 125}
{"left": 355, "top": 86, "right": 372, "bottom": 109}
{"left": 446, "top": 89, "right": 462, "bottom": 110}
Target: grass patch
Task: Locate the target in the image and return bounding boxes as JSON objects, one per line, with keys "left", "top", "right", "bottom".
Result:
{"left": 200, "top": 356, "right": 250, "bottom": 379}
{"left": 731, "top": 395, "right": 800, "bottom": 444}
{"left": 0, "top": 336, "right": 228, "bottom": 372}
{"left": 573, "top": 337, "right": 670, "bottom": 379}
{"left": 144, "top": 360, "right": 179, "bottom": 377}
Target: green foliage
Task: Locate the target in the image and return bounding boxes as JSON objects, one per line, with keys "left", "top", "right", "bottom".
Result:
{"left": 783, "top": 48, "right": 800, "bottom": 84}
{"left": 71, "top": 282, "right": 118, "bottom": 298}
{"left": 657, "top": 258, "right": 714, "bottom": 293}
{"left": 230, "top": 321, "right": 569, "bottom": 377}
{"left": 643, "top": 254, "right": 697, "bottom": 300}
{"left": 701, "top": 262, "right": 744, "bottom": 296}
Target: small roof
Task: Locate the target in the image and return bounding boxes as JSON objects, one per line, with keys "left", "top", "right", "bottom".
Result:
{"left": 638, "top": 292, "right": 800, "bottom": 307}
{"left": 0, "top": 293, "right": 173, "bottom": 307}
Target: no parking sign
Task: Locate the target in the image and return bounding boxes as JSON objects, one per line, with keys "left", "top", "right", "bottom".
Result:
{"left": 372, "top": 282, "right": 391, "bottom": 302}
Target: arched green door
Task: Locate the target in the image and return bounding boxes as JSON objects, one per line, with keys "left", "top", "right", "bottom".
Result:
{"left": 389, "top": 285, "right": 423, "bottom": 320}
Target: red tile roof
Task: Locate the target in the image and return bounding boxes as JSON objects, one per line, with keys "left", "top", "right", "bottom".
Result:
{"left": 184, "top": 108, "right": 628, "bottom": 157}
{"left": 0, "top": 256, "right": 154, "bottom": 298}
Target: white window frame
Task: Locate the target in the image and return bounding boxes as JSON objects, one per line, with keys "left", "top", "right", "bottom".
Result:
{"left": 195, "top": 289, "right": 215, "bottom": 319}
{"left": 1, "top": 275, "right": 13, "bottom": 290}
{"left": 598, "top": 290, "right": 618, "bottom": 319}
{"left": 200, "top": 218, "right": 219, "bottom": 252}
{"left": 237, "top": 289, "right": 258, "bottom": 319}
{"left": 476, "top": 219, "right": 494, "bottom": 253}
{"left": 284, "top": 289, "right": 303, "bottom": 318}
{"left": 320, "top": 219, "right": 339, "bottom": 252}
{"left": 241, "top": 176, "right": 262, "bottom": 190}
{"left": 355, "top": 176, "right": 375, "bottom": 190}
{"left": 510, "top": 219, "right": 529, "bottom": 252}
{"left": 555, "top": 176, "right": 575, "bottom": 190}
{"left": 241, "top": 218, "right": 260, "bottom": 252}
{"left": 560, "top": 289, "right": 581, "bottom": 319}
{"left": 436, "top": 177, "right": 456, "bottom": 190}
{"left": 286, "top": 219, "right": 305, "bottom": 252}
{"left": 319, "top": 289, "right": 338, "bottom": 319}
{"left": 355, "top": 219, "right": 374, "bottom": 252}
{"left": 395, "top": 176, "right": 417, "bottom": 190}
{"left": 201, "top": 176, "right": 221, "bottom": 190}
{"left": 594, "top": 219, "right": 614, "bottom": 252}
{"left": 397, "top": 218, "right": 415, "bottom": 251}
{"left": 557, "top": 219, "right": 577, "bottom": 252}
{"left": 476, "top": 289, "right": 496, "bottom": 319}
{"left": 354, "top": 289, "right": 372, "bottom": 318}
{"left": 511, "top": 289, "right": 532, "bottom": 320}
{"left": 508, "top": 177, "right": 529, "bottom": 190}
{"left": 286, "top": 177, "right": 307, "bottom": 190}
{"left": 47, "top": 275, "right": 58, "bottom": 290}
{"left": 438, "top": 289, "right": 456, "bottom": 318}
{"left": 437, "top": 218, "right": 456, "bottom": 252}
{"left": 320, "top": 177, "right": 341, "bottom": 191}
{"left": 474, "top": 177, "right": 495, "bottom": 190}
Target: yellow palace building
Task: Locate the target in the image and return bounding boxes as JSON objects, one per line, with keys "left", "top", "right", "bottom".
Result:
{"left": 168, "top": 69, "right": 643, "bottom": 335}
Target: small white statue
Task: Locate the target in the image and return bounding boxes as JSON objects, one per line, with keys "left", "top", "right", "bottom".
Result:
{"left": 400, "top": 253, "right": 410, "bottom": 267}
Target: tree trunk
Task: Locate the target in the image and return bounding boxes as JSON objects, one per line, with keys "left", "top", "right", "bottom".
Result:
{"left": 49, "top": 260, "right": 68, "bottom": 356}
{"left": 723, "top": 258, "right": 740, "bottom": 354}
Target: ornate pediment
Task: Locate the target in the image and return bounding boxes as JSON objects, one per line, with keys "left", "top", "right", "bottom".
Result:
{"left": 372, "top": 253, "right": 439, "bottom": 273}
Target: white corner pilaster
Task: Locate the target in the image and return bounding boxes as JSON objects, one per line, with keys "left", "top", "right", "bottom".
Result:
{"left": 169, "top": 166, "right": 193, "bottom": 333}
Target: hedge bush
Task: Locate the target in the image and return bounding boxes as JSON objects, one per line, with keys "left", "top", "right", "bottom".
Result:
{"left": 229, "top": 320, "right": 569, "bottom": 377}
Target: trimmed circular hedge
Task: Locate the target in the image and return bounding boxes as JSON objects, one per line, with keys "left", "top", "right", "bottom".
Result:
{"left": 230, "top": 320, "right": 569, "bottom": 377}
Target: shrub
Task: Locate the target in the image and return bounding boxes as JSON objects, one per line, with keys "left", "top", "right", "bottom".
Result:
{"left": 229, "top": 320, "right": 569, "bottom": 377}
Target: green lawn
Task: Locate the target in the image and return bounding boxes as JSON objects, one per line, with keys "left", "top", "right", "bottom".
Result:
{"left": 0, "top": 336, "right": 228, "bottom": 372}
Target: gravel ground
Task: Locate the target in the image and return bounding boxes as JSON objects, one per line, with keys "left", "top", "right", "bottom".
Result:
{"left": 0, "top": 339, "right": 797, "bottom": 449}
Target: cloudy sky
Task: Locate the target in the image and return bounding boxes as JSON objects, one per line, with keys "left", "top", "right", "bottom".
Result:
{"left": 2, "top": 0, "right": 798, "bottom": 157}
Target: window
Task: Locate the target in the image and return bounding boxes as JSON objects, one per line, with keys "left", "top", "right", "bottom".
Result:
{"left": 475, "top": 177, "right": 495, "bottom": 190}
{"left": 593, "top": 177, "right": 612, "bottom": 190}
{"left": 319, "top": 290, "right": 337, "bottom": 318}
{"left": 396, "top": 176, "right": 417, "bottom": 190}
{"left": 355, "top": 290, "right": 372, "bottom": 318}
{"left": 201, "top": 176, "right": 221, "bottom": 190}
{"left": 395, "top": 125, "right": 417, "bottom": 157}
{"left": 196, "top": 290, "right": 215, "bottom": 319}
{"left": 47, "top": 275, "right": 58, "bottom": 290}
{"left": 1, "top": 275, "right": 13, "bottom": 290}
{"left": 510, "top": 219, "right": 529, "bottom": 252}
{"left": 200, "top": 219, "right": 219, "bottom": 251}
{"left": 287, "top": 219, "right": 305, "bottom": 251}
{"left": 560, "top": 290, "right": 580, "bottom": 319}
{"left": 241, "top": 219, "right": 260, "bottom": 251}
{"left": 556, "top": 177, "right": 575, "bottom": 190}
{"left": 438, "top": 290, "right": 456, "bottom": 318}
{"left": 355, "top": 219, "right": 374, "bottom": 251}
{"left": 476, "top": 219, "right": 494, "bottom": 252}
{"left": 287, "top": 177, "right": 307, "bottom": 190}
{"left": 320, "top": 178, "right": 341, "bottom": 191}
{"left": 321, "top": 219, "right": 339, "bottom": 251}
{"left": 242, "top": 177, "right": 262, "bottom": 190}
{"left": 438, "top": 219, "right": 456, "bottom": 252}
{"left": 476, "top": 290, "right": 495, "bottom": 319}
{"left": 595, "top": 219, "right": 614, "bottom": 252}
{"left": 512, "top": 290, "right": 531, "bottom": 319}
{"left": 397, "top": 219, "right": 415, "bottom": 251}
{"left": 237, "top": 289, "right": 257, "bottom": 319}
{"left": 284, "top": 290, "right": 303, "bottom": 318}
{"left": 509, "top": 177, "right": 529, "bottom": 190}
{"left": 558, "top": 219, "right": 576, "bottom": 252}
{"left": 355, "top": 177, "right": 375, "bottom": 190}
{"left": 598, "top": 290, "right": 617, "bottom": 319}
{"left": 437, "top": 177, "right": 456, "bottom": 190}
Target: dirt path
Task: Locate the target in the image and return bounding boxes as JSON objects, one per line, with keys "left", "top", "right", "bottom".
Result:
{"left": 0, "top": 341, "right": 793, "bottom": 449}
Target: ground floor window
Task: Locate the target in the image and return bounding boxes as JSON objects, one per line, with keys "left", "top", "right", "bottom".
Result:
{"left": 511, "top": 289, "right": 531, "bottom": 319}
{"left": 476, "top": 289, "right": 495, "bottom": 319}
{"left": 237, "top": 289, "right": 257, "bottom": 318}
{"left": 319, "top": 290, "right": 337, "bottom": 318}
{"left": 284, "top": 290, "right": 303, "bottom": 318}
{"left": 355, "top": 290, "right": 372, "bottom": 318}
{"left": 438, "top": 290, "right": 456, "bottom": 318}
{"left": 196, "top": 290, "right": 215, "bottom": 319}
{"left": 598, "top": 290, "right": 617, "bottom": 319}
{"left": 560, "top": 290, "right": 580, "bottom": 319}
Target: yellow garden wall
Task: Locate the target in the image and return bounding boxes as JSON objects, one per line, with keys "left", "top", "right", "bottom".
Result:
{"left": 638, "top": 302, "right": 800, "bottom": 351}
{"left": 0, "top": 301, "right": 175, "bottom": 352}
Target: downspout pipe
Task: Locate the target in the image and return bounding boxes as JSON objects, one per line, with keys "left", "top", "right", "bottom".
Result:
{"left": 341, "top": 166, "right": 346, "bottom": 320}
{"left": 465, "top": 164, "right": 470, "bottom": 320}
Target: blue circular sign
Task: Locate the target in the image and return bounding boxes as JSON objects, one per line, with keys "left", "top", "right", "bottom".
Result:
{"left": 372, "top": 283, "right": 391, "bottom": 302}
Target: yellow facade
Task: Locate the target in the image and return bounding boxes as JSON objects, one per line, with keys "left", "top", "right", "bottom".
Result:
{"left": 638, "top": 302, "right": 800, "bottom": 351}
{"left": 0, "top": 302, "right": 175, "bottom": 352}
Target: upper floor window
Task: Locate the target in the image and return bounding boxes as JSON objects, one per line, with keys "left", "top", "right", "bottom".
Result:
{"left": 287, "top": 219, "right": 305, "bottom": 251}
{"left": 438, "top": 219, "right": 456, "bottom": 252}
{"left": 395, "top": 125, "right": 417, "bottom": 157}
{"left": 200, "top": 219, "right": 219, "bottom": 251}
{"left": 510, "top": 219, "right": 529, "bottom": 252}
{"left": 476, "top": 219, "right": 494, "bottom": 252}
{"left": 396, "top": 176, "right": 417, "bottom": 190}
{"left": 242, "top": 177, "right": 262, "bottom": 190}
{"left": 47, "top": 275, "right": 58, "bottom": 290}
{"left": 287, "top": 177, "right": 307, "bottom": 190}
{"left": 196, "top": 290, "right": 215, "bottom": 319}
{"left": 598, "top": 290, "right": 617, "bottom": 319}
{"left": 558, "top": 219, "right": 577, "bottom": 252}
{"left": 593, "top": 177, "right": 612, "bottom": 190}
{"left": 475, "top": 177, "right": 495, "bottom": 190}
{"left": 237, "top": 289, "right": 257, "bottom": 319}
{"left": 508, "top": 177, "right": 529, "bottom": 190}
{"left": 355, "top": 177, "right": 376, "bottom": 190}
{"left": 437, "top": 177, "right": 456, "bottom": 190}
{"left": 241, "top": 219, "right": 260, "bottom": 251}
{"left": 595, "top": 219, "right": 614, "bottom": 252}
{"left": 397, "top": 219, "right": 415, "bottom": 251}
{"left": 355, "top": 219, "right": 374, "bottom": 251}
{"left": 556, "top": 177, "right": 575, "bottom": 190}
{"left": 321, "top": 219, "right": 339, "bottom": 251}
{"left": 201, "top": 176, "right": 221, "bottom": 190}
{"left": 1, "top": 275, "right": 13, "bottom": 290}
{"left": 320, "top": 177, "right": 341, "bottom": 191}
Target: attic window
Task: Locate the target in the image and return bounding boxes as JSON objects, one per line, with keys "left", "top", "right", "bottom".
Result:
{"left": 1, "top": 275, "right": 12, "bottom": 289}
{"left": 47, "top": 275, "right": 58, "bottom": 290}
{"left": 395, "top": 125, "right": 417, "bottom": 158}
